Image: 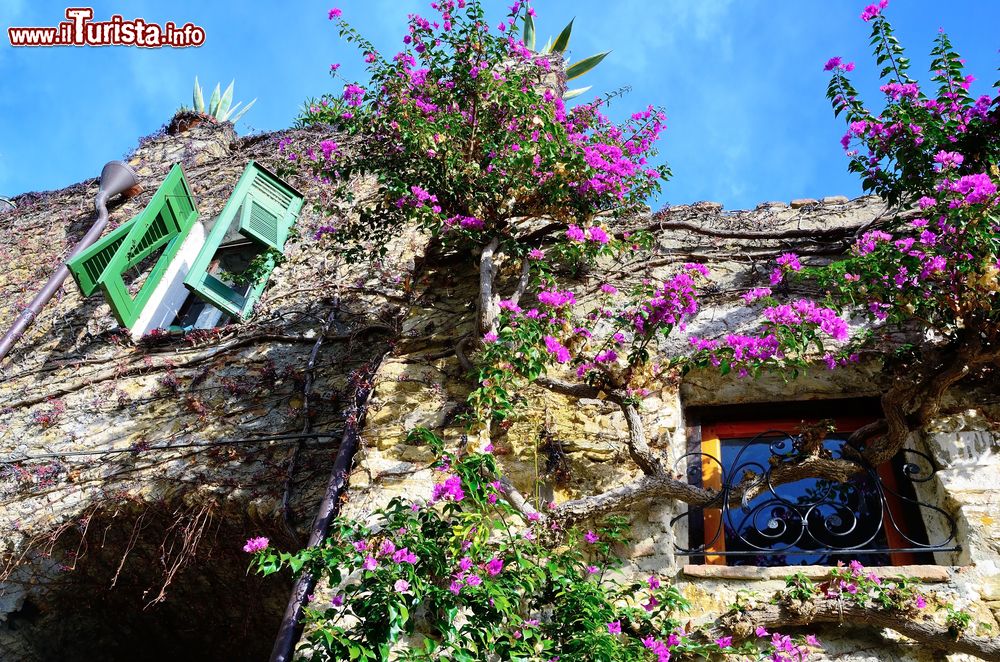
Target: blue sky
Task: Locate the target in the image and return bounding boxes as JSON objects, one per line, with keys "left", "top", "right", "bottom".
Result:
{"left": 1, "top": 1, "right": 997, "bottom": 211}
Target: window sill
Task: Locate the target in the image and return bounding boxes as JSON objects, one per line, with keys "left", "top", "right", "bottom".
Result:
{"left": 681, "top": 564, "right": 951, "bottom": 583}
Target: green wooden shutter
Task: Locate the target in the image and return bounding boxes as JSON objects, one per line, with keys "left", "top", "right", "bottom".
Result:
{"left": 66, "top": 164, "right": 199, "bottom": 327}
{"left": 67, "top": 218, "right": 138, "bottom": 296}
{"left": 238, "top": 168, "right": 298, "bottom": 250}
{"left": 183, "top": 161, "right": 303, "bottom": 319}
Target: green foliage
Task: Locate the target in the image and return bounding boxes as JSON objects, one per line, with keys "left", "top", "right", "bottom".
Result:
{"left": 252, "top": 433, "right": 822, "bottom": 661}
{"left": 253, "top": 436, "right": 691, "bottom": 660}
{"left": 941, "top": 603, "right": 973, "bottom": 637}
{"left": 782, "top": 573, "right": 815, "bottom": 603}
{"left": 189, "top": 76, "right": 257, "bottom": 123}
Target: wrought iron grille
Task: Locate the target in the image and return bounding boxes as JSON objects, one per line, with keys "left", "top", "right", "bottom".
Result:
{"left": 672, "top": 430, "right": 959, "bottom": 565}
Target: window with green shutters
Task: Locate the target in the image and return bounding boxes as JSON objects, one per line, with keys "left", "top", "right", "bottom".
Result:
{"left": 66, "top": 164, "right": 199, "bottom": 327}
{"left": 182, "top": 161, "right": 303, "bottom": 319}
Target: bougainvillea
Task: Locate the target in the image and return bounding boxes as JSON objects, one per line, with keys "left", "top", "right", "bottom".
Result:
{"left": 252, "top": 432, "right": 824, "bottom": 661}
{"left": 295, "top": 0, "right": 668, "bottom": 263}
{"left": 257, "top": 0, "right": 1000, "bottom": 659}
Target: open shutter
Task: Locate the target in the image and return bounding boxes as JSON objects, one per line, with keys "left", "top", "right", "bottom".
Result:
{"left": 66, "top": 218, "right": 137, "bottom": 296}
{"left": 237, "top": 165, "right": 299, "bottom": 249}
{"left": 66, "top": 164, "right": 199, "bottom": 327}
{"left": 183, "top": 161, "right": 303, "bottom": 319}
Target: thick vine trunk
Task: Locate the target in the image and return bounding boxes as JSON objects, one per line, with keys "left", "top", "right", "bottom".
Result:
{"left": 477, "top": 237, "right": 501, "bottom": 338}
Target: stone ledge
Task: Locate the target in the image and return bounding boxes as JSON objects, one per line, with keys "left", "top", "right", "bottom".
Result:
{"left": 682, "top": 564, "right": 952, "bottom": 582}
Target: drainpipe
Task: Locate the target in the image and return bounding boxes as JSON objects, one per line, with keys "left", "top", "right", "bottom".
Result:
{"left": 269, "top": 355, "right": 385, "bottom": 662}
{"left": 0, "top": 161, "right": 140, "bottom": 364}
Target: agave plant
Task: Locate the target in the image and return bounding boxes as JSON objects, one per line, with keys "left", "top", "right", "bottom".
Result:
{"left": 522, "top": 15, "right": 609, "bottom": 100}
{"left": 189, "top": 77, "right": 256, "bottom": 123}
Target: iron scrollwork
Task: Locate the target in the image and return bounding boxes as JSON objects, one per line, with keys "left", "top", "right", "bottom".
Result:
{"left": 672, "top": 430, "right": 959, "bottom": 565}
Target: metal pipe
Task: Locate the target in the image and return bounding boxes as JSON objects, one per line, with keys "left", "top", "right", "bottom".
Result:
{"left": 0, "top": 161, "right": 139, "bottom": 363}
{"left": 269, "top": 356, "right": 385, "bottom": 662}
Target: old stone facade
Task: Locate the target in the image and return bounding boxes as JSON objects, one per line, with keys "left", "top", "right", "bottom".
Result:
{"left": 0, "top": 119, "right": 997, "bottom": 660}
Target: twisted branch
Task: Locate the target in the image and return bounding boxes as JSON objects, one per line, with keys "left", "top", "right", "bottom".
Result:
{"left": 724, "top": 598, "right": 1000, "bottom": 661}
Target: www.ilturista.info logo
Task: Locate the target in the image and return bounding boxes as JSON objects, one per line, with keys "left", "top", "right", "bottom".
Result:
{"left": 7, "top": 8, "right": 205, "bottom": 48}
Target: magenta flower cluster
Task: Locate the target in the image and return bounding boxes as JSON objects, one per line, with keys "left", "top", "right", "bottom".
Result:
{"left": 762, "top": 300, "right": 850, "bottom": 342}
{"left": 243, "top": 536, "right": 269, "bottom": 554}
{"left": 632, "top": 268, "right": 705, "bottom": 335}
{"left": 431, "top": 474, "right": 465, "bottom": 502}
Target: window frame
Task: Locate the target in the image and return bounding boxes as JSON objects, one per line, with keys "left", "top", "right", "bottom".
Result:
{"left": 685, "top": 399, "right": 930, "bottom": 568}
{"left": 182, "top": 161, "right": 303, "bottom": 319}
{"left": 66, "top": 164, "right": 199, "bottom": 328}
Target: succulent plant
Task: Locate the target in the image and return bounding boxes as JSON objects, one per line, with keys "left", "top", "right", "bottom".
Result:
{"left": 522, "top": 15, "right": 609, "bottom": 100}
{"left": 188, "top": 77, "right": 257, "bottom": 123}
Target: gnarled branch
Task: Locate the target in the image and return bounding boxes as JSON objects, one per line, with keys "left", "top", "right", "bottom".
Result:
{"left": 724, "top": 597, "right": 1000, "bottom": 661}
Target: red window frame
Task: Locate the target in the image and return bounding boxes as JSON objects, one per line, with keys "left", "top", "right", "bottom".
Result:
{"left": 699, "top": 416, "right": 919, "bottom": 567}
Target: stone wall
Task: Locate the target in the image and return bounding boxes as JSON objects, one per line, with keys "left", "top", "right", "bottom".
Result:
{"left": 0, "top": 119, "right": 997, "bottom": 659}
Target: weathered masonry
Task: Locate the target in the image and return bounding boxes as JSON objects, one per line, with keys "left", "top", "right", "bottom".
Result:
{"left": 0, "top": 117, "right": 998, "bottom": 660}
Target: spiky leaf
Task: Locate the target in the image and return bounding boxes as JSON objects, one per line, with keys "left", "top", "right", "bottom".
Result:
{"left": 541, "top": 36, "right": 552, "bottom": 54}
{"left": 229, "top": 98, "right": 256, "bottom": 124}
{"left": 566, "top": 51, "right": 609, "bottom": 80}
{"left": 208, "top": 83, "right": 221, "bottom": 117}
{"left": 523, "top": 13, "right": 535, "bottom": 51}
{"left": 551, "top": 19, "right": 574, "bottom": 53}
{"left": 217, "top": 80, "right": 235, "bottom": 119}
{"left": 563, "top": 86, "right": 592, "bottom": 100}
{"left": 193, "top": 76, "right": 205, "bottom": 113}
{"left": 219, "top": 100, "right": 241, "bottom": 122}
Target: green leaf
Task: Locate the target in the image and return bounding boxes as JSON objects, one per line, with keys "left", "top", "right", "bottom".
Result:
{"left": 220, "top": 100, "right": 242, "bottom": 122}
{"left": 229, "top": 98, "right": 256, "bottom": 123}
{"left": 523, "top": 13, "right": 535, "bottom": 51}
{"left": 563, "top": 86, "right": 592, "bottom": 100}
{"left": 551, "top": 19, "right": 574, "bottom": 53}
{"left": 216, "top": 79, "right": 235, "bottom": 120}
{"left": 193, "top": 76, "right": 204, "bottom": 113}
{"left": 566, "top": 52, "right": 609, "bottom": 80}
{"left": 208, "top": 82, "right": 221, "bottom": 117}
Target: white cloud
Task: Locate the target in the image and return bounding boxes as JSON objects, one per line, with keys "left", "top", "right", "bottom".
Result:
{"left": 570, "top": 0, "right": 737, "bottom": 76}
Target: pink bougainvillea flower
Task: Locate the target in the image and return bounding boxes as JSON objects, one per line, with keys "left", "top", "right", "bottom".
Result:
{"left": 543, "top": 335, "right": 571, "bottom": 363}
{"left": 584, "top": 530, "right": 599, "bottom": 544}
{"left": 394, "top": 579, "right": 410, "bottom": 592}
{"left": 606, "top": 621, "right": 622, "bottom": 635}
{"left": 243, "top": 536, "right": 269, "bottom": 553}
{"left": 565, "top": 225, "right": 586, "bottom": 242}
{"left": 486, "top": 557, "right": 504, "bottom": 576}
{"left": 715, "top": 636, "right": 732, "bottom": 649}
{"left": 328, "top": 8, "right": 342, "bottom": 19}
{"left": 362, "top": 556, "right": 378, "bottom": 571}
